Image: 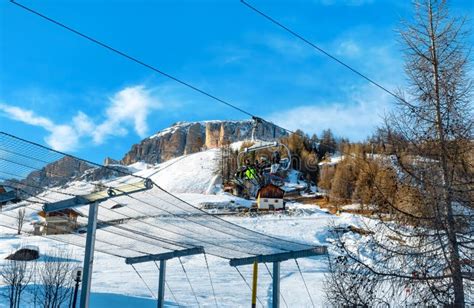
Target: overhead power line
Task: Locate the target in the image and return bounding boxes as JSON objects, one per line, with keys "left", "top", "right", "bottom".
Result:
{"left": 10, "top": 0, "right": 413, "bottom": 143}
{"left": 240, "top": 0, "right": 409, "bottom": 106}
{"left": 9, "top": 1, "right": 301, "bottom": 137}
{"left": 9, "top": 0, "right": 253, "bottom": 118}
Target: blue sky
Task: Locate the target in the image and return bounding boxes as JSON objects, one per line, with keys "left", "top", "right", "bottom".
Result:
{"left": 0, "top": 0, "right": 472, "bottom": 163}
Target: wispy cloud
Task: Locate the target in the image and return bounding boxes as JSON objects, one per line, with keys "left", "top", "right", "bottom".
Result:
{"left": 267, "top": 33, "right": 403, "bottom": 141}
{"left": 335, "top": 39, "right": 361, "bottom": 58}
{"left": 92, "top": 85, "right": 161, "bottom": 143}
{"left": 0, "top": 103, "right": 80, "bottom": 151}
{"left": 0, "top": 85, "right": 162, "bottom": 151}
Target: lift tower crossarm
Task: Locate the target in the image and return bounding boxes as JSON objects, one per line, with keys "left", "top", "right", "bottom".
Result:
{"left": 125, "top": 247, "right": 205, "bottom": 265}
{"left": 229, "top": 246, "right": 327, "bottom": 267}
{"left": 230, "top": 246, "right": 327, "bottom": 308}
{"left": 42, "top": 179, "right": 152, "bottom": 213}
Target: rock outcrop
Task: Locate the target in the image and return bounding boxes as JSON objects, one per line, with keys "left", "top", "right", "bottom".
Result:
{"left": 12, "top": 156, "right": 93, "bottom": 195}
{"left": 121, "top": 120, "right": 287, "bottom": 165}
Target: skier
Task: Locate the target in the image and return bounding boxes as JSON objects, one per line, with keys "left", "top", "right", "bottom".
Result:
{"left": 270, "top": 150, "right": 281, "bottom": 173}
{"left": 245, "top": 164, "right": 257, "bottom": 180}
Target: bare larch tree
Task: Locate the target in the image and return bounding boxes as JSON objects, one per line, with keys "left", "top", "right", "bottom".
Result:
{"left": 0, "top": 259, "right": 35, "bottom": 308}
{"left": 16, "top": 208, "right": 25, "bottom": 235}
{"left": 35, "top": 249, "right": 75, "bottom": 308}
{"left": 325, "top": 0, "right": 472, "bottom": 306}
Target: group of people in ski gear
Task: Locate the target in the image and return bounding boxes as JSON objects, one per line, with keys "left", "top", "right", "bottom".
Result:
{"left": 232, "top": 149, "right": 287, "bottom": 198}
{"left": 235, "top": 150, "right": 283, "bottom": 182}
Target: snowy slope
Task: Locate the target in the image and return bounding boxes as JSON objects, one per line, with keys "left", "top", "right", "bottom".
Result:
{"left": 0, "top": 205, "right": 358, "bottom": 307}
{"left": 145, "top": 149, "right": 220, "bottom": 194}
{"left": 102, "top": 149, "right": 221, "bottom": 194}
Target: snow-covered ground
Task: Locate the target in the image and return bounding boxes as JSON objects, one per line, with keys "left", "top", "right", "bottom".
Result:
{"left": 0, "top": 205, "right": 367, "bottom": 307}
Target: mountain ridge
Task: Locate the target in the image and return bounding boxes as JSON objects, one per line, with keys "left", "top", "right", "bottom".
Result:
{"left": 4, "top": 119, "right": 288, "bottom": 195}
{"left": 119, "top": 119, "right": 288, "bottom": 165}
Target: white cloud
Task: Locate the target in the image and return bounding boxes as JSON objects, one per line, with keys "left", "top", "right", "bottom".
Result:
{"left": 264, "top": 35, "right": 402, "bottom": 141}
{"left": 92, "top": 86, "right": 161, "bottom": 143}
{"left": 0, "top": 85, "right": 162, "bottom": 151}
{"left": 73, "top": 111, "right": 95, "bottom": 135}
{"left": 268, "top": 86, "right": 393, "bottom": 141}
{"left": 44, "top": 125, "right": 80, "bottom": 152}
{"left": 0, "top": 104, "right": 55, "bottom": 129}
{"left": 0, "top": 103, "right": 79, "bottom": 151}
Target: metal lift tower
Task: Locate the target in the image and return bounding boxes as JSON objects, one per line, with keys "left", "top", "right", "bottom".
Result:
{"left": 43, "top": 179, "right": 153, "bottom": 308}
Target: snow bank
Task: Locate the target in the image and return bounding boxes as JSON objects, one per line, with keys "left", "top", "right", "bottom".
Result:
{"left": 143, "top": 149, "right": 220, "bottom": 194}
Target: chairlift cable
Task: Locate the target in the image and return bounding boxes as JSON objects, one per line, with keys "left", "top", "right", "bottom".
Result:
{"left": 7, "top": 2, "right": 297, "bottom": 141}
{"left": 203, "top": 252, "right": 219, "bottom": 308}
{"left": 294, "top": 258, "right": 315, "bottom": 307}
{"left": 9, "top": 0, "right": 254, "bottom": 119}
{"left": 178, "top": 256, "right": 201, "bottom": 307}
{"left": 130, "top": 264, "right": 157, "bottom": 300}
{"left": 240, "top": 0, "right": 410, "bottom": 107}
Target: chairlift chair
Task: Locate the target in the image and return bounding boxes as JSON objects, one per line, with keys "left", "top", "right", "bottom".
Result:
{"left": 237, "top": 140, "right": 291, "bottom": 172}
{"left": 232, "top": 118, "right": 292, "bottom": 197}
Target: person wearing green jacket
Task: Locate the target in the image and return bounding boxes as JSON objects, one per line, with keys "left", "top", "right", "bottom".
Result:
{"left": 245, "top": 166, "right": 257, "bottom": 180}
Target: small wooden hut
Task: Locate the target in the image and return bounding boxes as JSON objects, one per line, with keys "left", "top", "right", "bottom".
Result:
{"left": 256, "top": 184, "right": 285, "bottom": 210}
{"left": 38, "top": 208, "right": 81, "bottom": 235}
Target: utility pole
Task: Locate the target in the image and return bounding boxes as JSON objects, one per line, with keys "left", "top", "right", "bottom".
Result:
{"left": 71, "top": 268, "right": 82, "bottom": 308}
{"left": 251, "top": 261, "right": 258, "bottom": 308}
{"left": 80, "top": 202, "right": 98, "bottom": 308}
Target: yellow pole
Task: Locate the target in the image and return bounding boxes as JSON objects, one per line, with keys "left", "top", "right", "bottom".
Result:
{"left": 252, "top": 261, "right": 258, "bottom": 308}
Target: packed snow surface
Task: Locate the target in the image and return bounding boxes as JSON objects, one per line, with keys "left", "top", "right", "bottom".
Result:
{"left": 0, "top": 204, "right": 361, "bottom": 307}
{"left": 136, "top": 149, "right": 221, "bottom": 194}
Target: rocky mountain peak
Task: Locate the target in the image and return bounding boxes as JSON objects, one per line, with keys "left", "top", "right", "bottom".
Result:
{"left": 120, "top": 119, "right": 287, "bottom": 165}
{"left": 11, "top": 156, "right": 93, "bottom": 196}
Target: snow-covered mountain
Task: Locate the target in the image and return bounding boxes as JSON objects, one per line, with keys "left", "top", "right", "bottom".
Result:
{"left": 10, "top": 156, "right": 93, "bottom": 196}
{"left": 119, "top": 119, "right": 288, "bottom": 165}
{"left": 6, "top": 120, "right": 287, "bottom": 195}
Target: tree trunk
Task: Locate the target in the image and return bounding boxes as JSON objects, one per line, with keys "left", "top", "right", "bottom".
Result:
{"left": 428, "top": 2, "right": 464, "bottom": 305}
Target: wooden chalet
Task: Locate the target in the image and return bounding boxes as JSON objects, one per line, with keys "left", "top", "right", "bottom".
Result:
{"left": 38, "top": 208, "right": 82, "bottom": 235}
{"left": 256, "top": 184, "right": 285, "bottom": 210}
